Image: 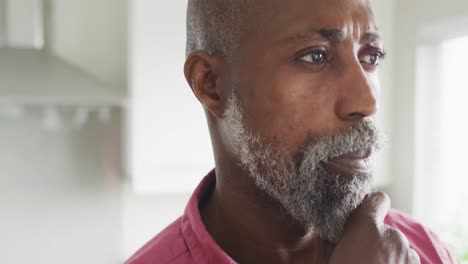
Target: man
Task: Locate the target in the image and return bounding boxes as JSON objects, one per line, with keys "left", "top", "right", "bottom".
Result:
{"left": 126, "top": 0, "right": 458, "bottom": 263}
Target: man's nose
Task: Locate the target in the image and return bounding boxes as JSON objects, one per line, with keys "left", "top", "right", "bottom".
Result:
{"left": 335, "top": 60, "right": 378, "bottom": 122}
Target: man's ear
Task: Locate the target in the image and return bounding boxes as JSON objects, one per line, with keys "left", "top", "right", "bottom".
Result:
{"left": 184, "top": 51, "right": 225, "bottom": 119}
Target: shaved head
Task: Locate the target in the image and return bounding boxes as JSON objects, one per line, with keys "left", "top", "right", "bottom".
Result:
{"left": 186, "top": 0, "right": 247, "bottom": 57}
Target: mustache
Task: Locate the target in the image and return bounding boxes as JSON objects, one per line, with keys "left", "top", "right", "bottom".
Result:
{"left": 297, "top": 119, "right": 382, "bottom": 169}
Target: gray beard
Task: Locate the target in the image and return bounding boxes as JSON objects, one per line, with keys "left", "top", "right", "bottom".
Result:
{"left": 222, "top": 93, "right": 382, "bottom": 243}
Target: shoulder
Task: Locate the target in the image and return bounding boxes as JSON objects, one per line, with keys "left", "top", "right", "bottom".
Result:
{"left": 125, "top": 217, "right": 192, "bottom": 264}
{"left": 384, "top": 209, "right": 458, "bottom": 264}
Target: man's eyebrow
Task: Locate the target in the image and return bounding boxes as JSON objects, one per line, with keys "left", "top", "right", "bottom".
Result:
{"left": 283, "top": 28, "right": 346, "bottom": 44}
{"left": 361, "top": 32, "right": 383, "bottom": 44}
{"left": 281, "top": 28, "right": 383, "bottom": 45}
{"left": 319, "top": 28, "right": 346, "bottom": 42}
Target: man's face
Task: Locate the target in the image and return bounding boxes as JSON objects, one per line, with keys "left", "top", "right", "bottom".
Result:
{"left": 221, "top": 0, "right": 384, "bottom": 242}
{"left": 227, "top": 0, "right": 382, "bottom": 158}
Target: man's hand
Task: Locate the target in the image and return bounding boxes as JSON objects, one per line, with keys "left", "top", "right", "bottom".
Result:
{"left": 329, "top": 192, "right": 420, "bottom": 264}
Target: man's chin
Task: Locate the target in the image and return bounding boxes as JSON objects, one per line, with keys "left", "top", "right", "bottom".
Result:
{"left": 298, "top": 170, "right": 373, "bottom": 243}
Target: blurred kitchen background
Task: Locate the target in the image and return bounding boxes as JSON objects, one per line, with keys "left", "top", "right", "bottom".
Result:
{"left": 0, "top": 0, "right": 467, "bottom": 263}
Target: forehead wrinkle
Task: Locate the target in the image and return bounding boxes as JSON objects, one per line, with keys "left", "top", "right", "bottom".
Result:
{"left": 273, "top": 0, "right": 377, "bottom": 46}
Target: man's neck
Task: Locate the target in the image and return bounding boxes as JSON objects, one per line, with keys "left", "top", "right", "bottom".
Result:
{"left": 199, "top": 165, "right": 335, "bottom": 263}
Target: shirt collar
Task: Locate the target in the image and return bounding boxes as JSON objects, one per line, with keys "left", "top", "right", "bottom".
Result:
{"left": 181, "top": 169, "right": 237, "bottom": 264}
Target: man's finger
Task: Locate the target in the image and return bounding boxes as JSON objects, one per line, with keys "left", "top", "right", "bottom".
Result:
{"left": 356, "top": 192, "right": 391, "bottom": 224}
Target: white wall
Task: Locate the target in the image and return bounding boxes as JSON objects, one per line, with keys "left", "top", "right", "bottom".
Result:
{"left": 128, "top": 0, "right": 214, "bottom": 194}
{"left": 0, "top": 108, "right": 123, "bottom": 264}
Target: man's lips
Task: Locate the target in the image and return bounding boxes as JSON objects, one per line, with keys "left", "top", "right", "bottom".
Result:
{"left": 322, "top": 149, "right": 372, "bottom": 175}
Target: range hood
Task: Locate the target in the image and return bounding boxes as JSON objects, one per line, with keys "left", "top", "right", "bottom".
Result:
{"left": 0, "top": 0, "right": 126, "bottom": 107}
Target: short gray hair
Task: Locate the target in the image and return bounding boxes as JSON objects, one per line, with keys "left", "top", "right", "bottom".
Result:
{"left": 186, "top": 0, "right": 247, "bottom": 57}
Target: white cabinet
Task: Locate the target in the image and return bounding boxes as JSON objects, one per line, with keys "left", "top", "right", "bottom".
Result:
{"left": 0, "top": 0, "right": 44, "bottom": 48}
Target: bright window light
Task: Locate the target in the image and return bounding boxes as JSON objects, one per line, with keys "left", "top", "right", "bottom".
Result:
{"left": 432, "top": 35, "right": 468, "bottom": 258}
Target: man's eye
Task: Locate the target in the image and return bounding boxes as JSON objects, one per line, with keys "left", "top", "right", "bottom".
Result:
{"left": 298, "top": 49, "right": 328, "bottom": 64}
{"left": 360, "top": 52, "right": 385, "bottom": 66}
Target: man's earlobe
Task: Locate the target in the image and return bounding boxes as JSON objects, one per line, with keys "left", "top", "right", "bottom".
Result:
{"left": 184, "top": 51, "right": 225, "bottom": 119}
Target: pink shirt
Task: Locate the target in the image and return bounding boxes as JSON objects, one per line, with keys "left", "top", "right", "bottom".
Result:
{"left": 125, "top": 170, "right": 459, "bottom": 264}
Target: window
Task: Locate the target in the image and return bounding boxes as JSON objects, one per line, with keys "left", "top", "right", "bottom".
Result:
{"left": 415, "top": 35, "right": 468, "bottom": 260}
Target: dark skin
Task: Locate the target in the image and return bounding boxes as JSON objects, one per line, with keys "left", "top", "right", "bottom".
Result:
{"left": 184, "top": 0, "right": 419, "bottom": 263}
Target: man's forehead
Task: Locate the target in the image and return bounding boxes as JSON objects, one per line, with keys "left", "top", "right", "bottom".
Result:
{"left": 243, "top": 0, "right": 378, "bottom": 45}
{"left": 245, "top": 0, "right": 372, "bottom": 10}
